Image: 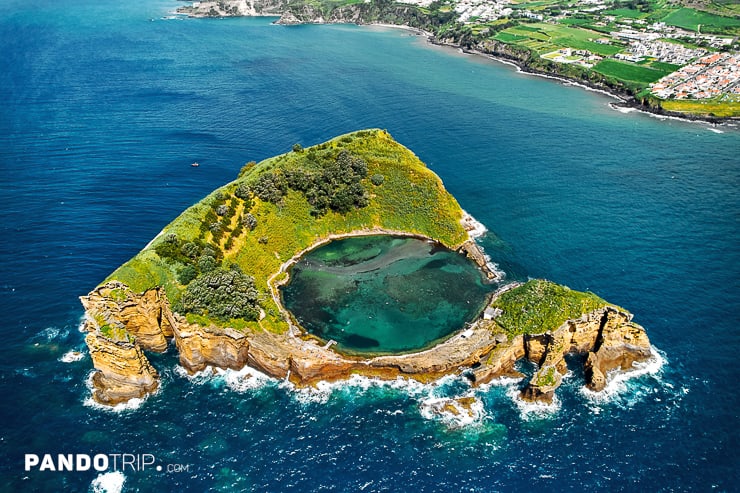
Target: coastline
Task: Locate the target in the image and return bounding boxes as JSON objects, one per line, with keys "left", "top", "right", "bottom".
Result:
{"left": 334, "top": 20, "right": 738, "bottom": 126}
{"left": 424, "top": 38, "right": 738, "bottom": 126}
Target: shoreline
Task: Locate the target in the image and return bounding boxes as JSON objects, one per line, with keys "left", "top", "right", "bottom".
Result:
{"left": 321, "top": 19, "right": 738, "bottom": 126}
{"left": 425, "top": 38, "right": 738, "bottom": 126}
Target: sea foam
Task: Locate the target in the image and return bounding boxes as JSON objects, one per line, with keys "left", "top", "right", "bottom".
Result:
{"left": 580, "top": 345, "right": 667, "bottom": 406}
{"left": 83, "top": 372, "right": 149, "bottom": 413}
{"left": 90, "top": 471, "right": 126, "bottom": 493}
{"left": 60, "top": 350, "right": 85, "bottom": 363}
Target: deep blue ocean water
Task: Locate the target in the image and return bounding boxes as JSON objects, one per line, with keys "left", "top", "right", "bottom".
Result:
{"left": 1, "top": 0, "right": 739, "bottom": 491}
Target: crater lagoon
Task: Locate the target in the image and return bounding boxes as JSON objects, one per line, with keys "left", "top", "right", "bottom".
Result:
{"left": 281, "top": 235, "right": 493, "bottom": 354}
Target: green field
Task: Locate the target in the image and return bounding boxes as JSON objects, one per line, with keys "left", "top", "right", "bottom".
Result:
{"left": 495, "top": 23, "right": 622, "bottom": 56}
{"left": 648, "top": 61, "right": 681, "bottom": 72}
{"left": 593, "top": 59, "right": 670, "bottom": 85}
{"left": 662, "top": 7, "right": 740, "bottom": 33}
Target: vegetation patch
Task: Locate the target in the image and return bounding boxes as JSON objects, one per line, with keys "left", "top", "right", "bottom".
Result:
{"left": 491, "top": 280, "right": 612, "bottom": 336}
{"left": 661, "top": 8, "right": 740, "bottom": 34}
{"left": 660, "top": 98, "right": 740, "bottom": 118}
{"left": 593, "top": 59, "right": 669, "bottom": 85}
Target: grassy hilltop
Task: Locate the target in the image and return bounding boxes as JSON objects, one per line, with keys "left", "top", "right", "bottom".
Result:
{"left": 104, "top": 129, "right": 469, "bottom": 334}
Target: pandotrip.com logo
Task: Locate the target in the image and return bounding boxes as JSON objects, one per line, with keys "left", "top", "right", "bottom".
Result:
{"left": 24, "top": 453, "right": 191, "bottom": 474}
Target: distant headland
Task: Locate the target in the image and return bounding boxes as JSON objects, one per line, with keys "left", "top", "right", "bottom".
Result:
{"left": 80, "top": 130, "right": 653, "bottom": 408}
{"left": 174, "top": 0, "right": 740, "bottom": 122}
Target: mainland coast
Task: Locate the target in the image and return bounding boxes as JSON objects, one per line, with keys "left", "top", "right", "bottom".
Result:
{"left": 175, "top": 0, "right": 738, "bottom": 125}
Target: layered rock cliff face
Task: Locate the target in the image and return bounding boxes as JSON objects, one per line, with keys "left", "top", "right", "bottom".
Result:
{"left": 85, "top": 332, "right": 159, "bottom": 405}
{"left": 80, "top": 282, "right": 174, "bottom": 405}
{"left": 81, "top": 276, "right": 652, "bottom": 408}
{"left": 471, "top": 306, "right": 652, "bottom": 404}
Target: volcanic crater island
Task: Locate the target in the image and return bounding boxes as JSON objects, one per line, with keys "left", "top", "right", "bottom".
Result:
{"left": 81, "top": 130, "right": 653, "bottom": 409}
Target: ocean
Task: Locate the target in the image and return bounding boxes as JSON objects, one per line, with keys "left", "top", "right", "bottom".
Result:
{"left": 1, "top": 0, "right": 739, "bottom": 491}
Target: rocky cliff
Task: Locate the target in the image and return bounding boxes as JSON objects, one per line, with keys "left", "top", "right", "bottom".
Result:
{"left": 80, "top": 278, "right": 652, "bottom": 407}
{"left": 80, "top": 282, "right": 174, "bottom": 405}
{"left": 85, "top": 332, "right": 159, "bottom": 406}
{"left": 471, "top": 305, "right": 652, "bottom": 404}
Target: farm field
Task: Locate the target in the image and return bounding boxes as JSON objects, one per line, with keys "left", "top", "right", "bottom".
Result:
{"left": 593, "top": 59, "right": 671, "bottom": 85}
{"left": 494, "top": 23, "right": 622, "bottom": 56}
{"left": 661, "top": 7, "right": 740, "bottom": 33}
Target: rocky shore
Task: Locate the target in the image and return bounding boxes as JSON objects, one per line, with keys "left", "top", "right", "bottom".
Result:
{"left": 80, "top": 271, "right": 653, "bottom": 407}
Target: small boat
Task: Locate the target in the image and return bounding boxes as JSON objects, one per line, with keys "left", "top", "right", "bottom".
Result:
{"left": 191, "top": 162, "right": 200, "bottom": 167}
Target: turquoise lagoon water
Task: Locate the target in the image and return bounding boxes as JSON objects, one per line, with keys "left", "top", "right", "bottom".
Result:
{"left": 1, "top": 0, "right": 739, "bottom": 491}
{"left": 281, "top": 236, "right": 492, "bottom": 353}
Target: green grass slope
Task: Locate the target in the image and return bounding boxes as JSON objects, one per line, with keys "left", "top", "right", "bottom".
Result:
{"left": 491, "top": 279, "right": 620, "bottom": 336}
{"left": 104, "top": 129, "right": 469, "bottom": 334}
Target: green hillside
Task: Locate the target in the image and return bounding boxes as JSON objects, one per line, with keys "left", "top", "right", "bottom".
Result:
{"left": 104, "top": 129, "right": 469, "bottom": 334}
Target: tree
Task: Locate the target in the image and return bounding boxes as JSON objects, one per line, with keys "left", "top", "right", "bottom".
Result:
{"left": 177, "top": 265, "right": 197, "bottom": 285}
{"left": 242, "top": 212, "right": 257, "bottom": 231}
{"left": 292, "top": 143, "right": 303, "bottom": 153}
{"left": 176, "top": 266, "right": 260, "bottom": 321}
{"left": 252, "top": 172, "right": 288, "bottom": 204}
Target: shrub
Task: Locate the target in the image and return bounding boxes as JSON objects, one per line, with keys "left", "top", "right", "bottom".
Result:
{"left": 258, "top": 236, "right": 269, "bottom": 244}
{"left": 197, "top": 255, "right": 218, "bottom": 273}
{"left": 176, "top": 266, "right": 260, "bottom": 321}
{"left": 202, "top": 244, "right": 222, "bottom": 260}
{"left": 239, "top": 161, "right": 256, "bottom": 178}
{"left": 243, "top": 212, "right": 257, "bottom": 231}
{"left": 177, "top": 265, "right": 197, "bottom": 285}
{"left": 154, "top": 234, "right": 187, "bottom": 263}
{"left": 215, "top": 204, "right": 229, "bottom": 216}
{"left": 181, "top": 241, "right": 201, "bottom": 260}
{"left": 292, "top": 143, "right": 303, "bottom": 153}
{"left": 234, "top": 183, "right": 252, "bottom": 201}
{"left": 371, "top": 174, "right": 385, "bottom": 186}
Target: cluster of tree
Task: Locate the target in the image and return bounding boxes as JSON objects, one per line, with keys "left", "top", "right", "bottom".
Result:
{"left": 155, "top": 183, "right": 261, "bottom": 287}
{"left": 608, "top": 0, "right": 652, "bottom": 12}
{"left": 154, "top": 233, "right": 225, "bottom": 285}
{"left": 251, "top": 150, "right": 370, "bottom": 216}
{"left": 175, "top": 264, "right": 260, "bottom": 322}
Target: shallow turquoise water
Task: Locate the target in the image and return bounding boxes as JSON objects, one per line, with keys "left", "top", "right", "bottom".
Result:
{"left": 1, "top": 0, "right": 739, "bottom": 491}
{"left": 281, "top": 236, "right": 493, "bottom": 353}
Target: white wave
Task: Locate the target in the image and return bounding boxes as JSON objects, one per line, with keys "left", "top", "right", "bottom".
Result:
{"left": 580, "top": 345, "right": 666, "bottom": 405}
{"left": 174, "top": 364, "right": 277, "bottom": 392}
{"left": 287, "top": 373, "right": 467, "bottom": 405}
{"left": 461, "top": 210, "right": 488, "bottom": 239}
{"left": 708, "top": 127, "right": 724, "bottom": 134}
{"left": 419, "top": 394, "right": 486, "bottom": 428}
{"left": 82, "top": 372, "right": 148, "bottom": 413}
{"left": 223, "top": 366, "right": 276, "bottom": 392}
{"left": 612, "top": 105, "right": 636, "bottom": 114}
{"left": 37, "top": 326, "right": 69, "bottom": 341}
{"left": 60, "top": 350, "right": 85, "bottom": 363}
{"left": 90, "top": 471, "right": 126, "bottom": 493}
{"left": 475, "top": 375, "right": 524, "bottom": 390}
{"left": 505, "top": 384, "right": 561, "bottom": 420}
{"left": 482, "top": 253, "right": 506, "bottom": 281}
{"left": 286, "top": 374, "right": 426, "bottom": 405}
